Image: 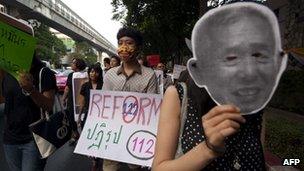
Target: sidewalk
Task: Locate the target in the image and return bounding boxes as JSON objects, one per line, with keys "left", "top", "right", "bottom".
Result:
{"left": 264, "top": 107, "right": 304, "bottom": 123}
{"left": 264, "top": 107, "right": 302, "bottom": 171}
{"left": 265, "top": 151, "right": 300, "bottom": 171}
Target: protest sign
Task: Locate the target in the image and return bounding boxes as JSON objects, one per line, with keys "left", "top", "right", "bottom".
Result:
{"left": 74, "top": 90, "right": 162, "bottom": 167}
{"left": 154, "top": 70, "right": 164, "bottom": 95}
{"left": 147, "top": 55, "right": 160, "bottom": 67}
{"left": 172, "top": 64, "right": 187, "bottom": 79}
{"left": 72, "top": 71, "right": 88, "bottom": 120}
{"left": 0, "top": 21, "right": 36, "bottom": 79}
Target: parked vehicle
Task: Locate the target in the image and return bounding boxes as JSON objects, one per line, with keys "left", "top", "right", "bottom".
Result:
{"left": 55, "top": 69, "right": 73, "bottom": 93}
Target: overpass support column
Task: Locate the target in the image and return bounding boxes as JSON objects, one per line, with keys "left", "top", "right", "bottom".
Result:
{"left": 97, "top": 51, "right": 104, "bottom": 62}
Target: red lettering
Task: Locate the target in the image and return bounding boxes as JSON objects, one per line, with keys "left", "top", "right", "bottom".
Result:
{"left": 89, "top": 94, "right": 102, "bottom": 117}
{"left": 112, "top": 95, "right": 124, "bottom": 119}
{"left": 101, "top": 95, "right": 111, "bottom": 119}
{"left": 148, "top": 98, "right": 162, "bottom": 125}
{"left": 137, "top": 97, "right": 151, "bottom": 125}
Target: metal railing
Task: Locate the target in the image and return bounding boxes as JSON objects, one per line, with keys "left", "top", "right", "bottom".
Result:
{"left": 34, "top": 0, "right": 116, "bottom": 53}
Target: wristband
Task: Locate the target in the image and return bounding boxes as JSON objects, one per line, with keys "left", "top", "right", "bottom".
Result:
{"left": 21, "top": 86, "right": 35, "bottom": 96}
{"left": 205, "top": 138, "right": 226, "bottom": 154}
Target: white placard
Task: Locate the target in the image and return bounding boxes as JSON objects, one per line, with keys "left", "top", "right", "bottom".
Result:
{"left": 172, "top": 64, "right": 187, "bottom": 79}
{"left": 74, "top": 90, "right": 163, "bottom": 167}
{"left": 72, "top": 71, "right": 88, "bottom": 121}
{"left": 154, "top": 70, "right": 164, "bottom": 95}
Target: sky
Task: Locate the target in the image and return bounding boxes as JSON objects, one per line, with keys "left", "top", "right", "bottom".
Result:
{"left": 61, "top": 0, "right": 122, "bottom": 47}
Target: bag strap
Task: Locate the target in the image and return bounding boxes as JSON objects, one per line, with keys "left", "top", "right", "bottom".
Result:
{"left": 175, "top": 82, "right": 188, "bottom": 158}
{"left": 40, "top": 68, "right": 68, "bottom": 120}
{"left": 39, "top": 67, "right": 45, "bottom": 93}
{"left": 39, "top": 67, "right": 47, "bottom": 119}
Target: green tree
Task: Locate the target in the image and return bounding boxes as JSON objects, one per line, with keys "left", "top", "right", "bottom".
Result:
{"left": 69, "top": 41, "right": 97, "bottom": 66}
{"left": 33, "top": 23, "right": 66, "bottom": 67}
{"left": 111, "top": 0, "right": 204, "bottom": 64}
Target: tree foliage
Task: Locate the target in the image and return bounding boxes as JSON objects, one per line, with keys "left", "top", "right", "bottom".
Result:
{"left": 111, "top": 0, "right": 204, "bottom": 64}
{"left": 33, "top": 23, "right": 66, "bottom": 66}
{"left": 69, "top": 41, "right": 97, "bottom": 66}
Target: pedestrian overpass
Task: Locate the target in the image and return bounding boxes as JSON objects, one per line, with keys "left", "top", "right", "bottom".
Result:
{"left": 0, "top": 0, "right": 117, "bottom": 57}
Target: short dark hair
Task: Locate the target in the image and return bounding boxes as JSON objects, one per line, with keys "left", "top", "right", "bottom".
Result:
{"left": 73, "top": 58, "right": 87, "bottom": 71}
{"left": 117, "top": 27, "right": 143, "bottom": 46}
{"left": 103, "top": 58, "right": 110, "bottom": 64}
{"left": 88, "top": 64, "right": 103, "bottom": 84}
{"left": 95, "top": 61, "right": 101, "bottom": 67}
{"left": 111, "top": 55, "right": 121, "bottom": 65}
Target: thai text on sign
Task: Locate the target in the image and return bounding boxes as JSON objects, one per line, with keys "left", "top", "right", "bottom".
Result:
{"left": 74, "top": 90, "right": 163, "bottom": 167}
{"left": 0, "top": 21, "right": 36, "bottom": 79}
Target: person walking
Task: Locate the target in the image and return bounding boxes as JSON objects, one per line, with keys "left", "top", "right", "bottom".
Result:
{"left": 77, "top": 64, "right": 103, "bottom": 171}
{"left": 102, "top": 27, "right": 158, "bottom": 171}
{"left": 62, "top": 58, "right": 87, "bottom": 146}
{"left": 1, "top": 53, "right": 57, "bottom": 171}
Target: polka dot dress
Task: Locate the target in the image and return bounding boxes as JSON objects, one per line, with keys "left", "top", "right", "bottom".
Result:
{"left": 176, "top": 84, "right": 266, "bottom": 171}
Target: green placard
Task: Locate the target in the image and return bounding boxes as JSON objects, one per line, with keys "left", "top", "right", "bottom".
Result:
{"left": 0, "top": 20, "right": 36, "bottom": 80}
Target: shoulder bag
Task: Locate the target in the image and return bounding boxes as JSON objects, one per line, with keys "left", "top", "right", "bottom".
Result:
{"left": 29, "top": 67, "right": 72, "bottom": 158}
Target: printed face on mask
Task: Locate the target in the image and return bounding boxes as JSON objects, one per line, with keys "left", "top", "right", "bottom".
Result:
{"left": 117, "top": 36, "right": 137, "bottom": 62}
{"left": 188, "top": 3, "right": 287, "bottom": 114}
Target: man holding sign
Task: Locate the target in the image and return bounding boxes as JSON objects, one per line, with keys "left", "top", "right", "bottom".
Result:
{"left": 0, "top": 14, "right": 36, "bottom": 80}
{"left": 101, "top": 27, "right": 158, "bottom": 171}
{"left": 0, "top": 13, "right": 56, "bottom": 171}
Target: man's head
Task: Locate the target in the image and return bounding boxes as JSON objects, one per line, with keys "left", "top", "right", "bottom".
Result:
{"left": 71, "top": 58, "right": 86, "bottom": 72}
{"left": 156, "top": 62, "right": 165, "bottom": 71}
{"left": 110, "top": 55, "right": 121, "bottom": 67}
{"left": 188, "top": 2, "right": 287, "bottom": 114}
{"left": 103, "top": 58, "right": 110, "bottom": 69}
{"left": 117, "top": 27, "right": 143, "bottom": 62}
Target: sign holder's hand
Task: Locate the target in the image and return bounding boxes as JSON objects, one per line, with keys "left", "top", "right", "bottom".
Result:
{"left": 19, "top": 71, "right": 34, "bottom": 96}
{"left": 202, "top": 105, "right": 246, "bottom": 155}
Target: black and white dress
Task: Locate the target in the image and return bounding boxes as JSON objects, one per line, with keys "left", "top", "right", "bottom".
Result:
{"left": 176, "top": 83, "right": 266, "bottom": 171}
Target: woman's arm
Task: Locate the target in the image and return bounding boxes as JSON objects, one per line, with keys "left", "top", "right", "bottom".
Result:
{"left": 77, "top": 94, "right": 85, "bottom": 123}
{"left": 152, "top": 86, "right": 217, "bottom": 171}
{"left": 29, "top": 89, "right": 55, "bottom": 112}
{"left": 152, "top": 86, "right": 245, "bottom": 171}
{"left": 19, "top": 72, "right": 55, "bottom": 111}
{"left": 62, "top": 86, "right": 69, "bottom": 106}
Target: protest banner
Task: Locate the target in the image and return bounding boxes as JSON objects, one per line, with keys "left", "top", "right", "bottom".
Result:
{"left": 154, "top": 70, "right": 164, "bottom": 95}
{"left": 172, "top": 64, "right": 187, "bottom": 79}
{"left": 0, "top": 20, "right": 36, "bottom": 80}
{"left": 72, "top": 71, "right": 88, "bottom": 120}
{"left": 146, "top": 55, "right": 160, "bottom": 67}
{"left": 74, "top": 90, "right": 163, "bottom": 167}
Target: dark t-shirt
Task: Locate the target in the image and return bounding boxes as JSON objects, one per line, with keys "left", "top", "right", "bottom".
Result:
{"left": 80, "top": 81, "right": 103, "bottom": 112}
{"left": 1, "top": 68, "right": 56, "bottom": 144}
{"left": 66, "top": 72, "right": 74, "bottom": 114}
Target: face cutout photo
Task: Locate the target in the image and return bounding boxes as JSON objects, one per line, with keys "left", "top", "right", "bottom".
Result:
{"left": 187, "top": 2, "right": 288, "bottom": 114}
